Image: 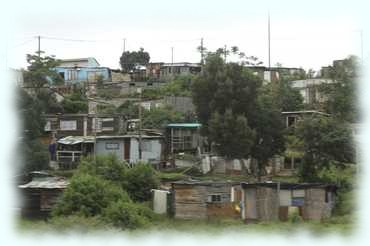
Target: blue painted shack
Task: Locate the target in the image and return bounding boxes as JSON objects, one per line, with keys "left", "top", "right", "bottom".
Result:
{"left": 53, "top": 57, "right": 111, "bottom": 84}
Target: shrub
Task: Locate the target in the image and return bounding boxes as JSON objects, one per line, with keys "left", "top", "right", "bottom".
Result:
{"left": 78, "top": 154, "right": 128, "bottom": 183}
{"left": 52, "top": 173, "right": 131, "bottom": 217}
{"left": 123, "top": 163, "right": 160, "bottom": 202}
{"left": 102, "top": 201, "right": 154, "bottom": 229}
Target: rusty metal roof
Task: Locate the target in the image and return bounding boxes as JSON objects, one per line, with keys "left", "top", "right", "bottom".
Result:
{"left": 18, "top": 177, "right": 69, "bottom": 189}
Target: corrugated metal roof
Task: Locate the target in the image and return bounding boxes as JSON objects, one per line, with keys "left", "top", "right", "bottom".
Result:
{"left": 19, "top": 177, "right": 69, "bottom": 189}
{"left": 57, "top": 136, "right": 95, "bottom": 145}
{"left": 167, "top": 123, "right": 201, "bottom": 128}
{"left": 96, "top": 135, "right": 163, "bottom": 139}
{"left": 240, "top": 182, "right": 337, "bottom": 190}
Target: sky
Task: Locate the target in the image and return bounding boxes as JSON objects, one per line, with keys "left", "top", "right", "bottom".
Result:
{"left": 4, "top": 0, "right": 366, "bottom": 71}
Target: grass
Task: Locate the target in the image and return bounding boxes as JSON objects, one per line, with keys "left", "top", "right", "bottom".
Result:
{"left": 17, "top": 214, "right": 355, "bottom": 236}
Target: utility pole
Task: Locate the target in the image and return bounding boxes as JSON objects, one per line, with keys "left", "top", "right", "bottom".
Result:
{"left": 171, "top": 47, "right": 174, "bottom": 64}
{"left": 360, "top": 30, "right": 364, "bottom": 65}
{"left": 224, "top": 45, "right": 227, "bottom": 62}
{"left": 268, "top": 11, "right": 271, "bottom": 69}
{"left": 37, "top": 35, "right": 41, "bottom": 57}
{"left": 123, "top": 38, "right": 126, "bottom": 53}
{"left": 138, "top": 88, "right": 142, "bottom": 160}
{"left": 200, "top": 38, "right": 204, "bottom": 65}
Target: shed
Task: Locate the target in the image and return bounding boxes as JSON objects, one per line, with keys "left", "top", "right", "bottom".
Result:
{"left": 240, "top": 182, "right": 337, "bottom": 222}
{"left": 171, "top": 180, "right": 242, "bottom": 219}
{"left": 95, "top": 135, "right": 163, "bottom": 165}
{"left": 166, "top": 123, "right": 202, "bottom": 154}
{"left": 18, "top": 176, "right": 69, "bottom": 218}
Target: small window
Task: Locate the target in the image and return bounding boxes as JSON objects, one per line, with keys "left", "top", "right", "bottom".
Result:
{"left": 210, "top": 194, "right": 221, "bottom": 202}
{"left": 129, "top": 83, "right": 135, "bottom": 87}
{"left": 105, "top": 142, "right": 119, "bottom": 150}
{"left": 147, "top": 82, "right": 153, "bottom": 86}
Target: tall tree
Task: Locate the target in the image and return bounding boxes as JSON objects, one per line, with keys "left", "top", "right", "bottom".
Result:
{"left": 119, "top": 48, "right": 150, "bottom": 73}
{"left": 17, "top": 88, "right": 49, "bottom": 173}
{"left": 295, "top": 116, "right": 354, "bottom": 182}
{"left": 23, "top": 51, "right": 64, "bottom": 88}
{"left": 192, "top": 52, "right": 285, "bottom": 177}
{"left": 319, "top": 55, "right": 359, "bottom": 122}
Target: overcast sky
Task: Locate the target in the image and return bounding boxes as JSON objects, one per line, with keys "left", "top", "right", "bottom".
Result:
{"left": 4, "top": 0, "right": 367, "bottom": 71}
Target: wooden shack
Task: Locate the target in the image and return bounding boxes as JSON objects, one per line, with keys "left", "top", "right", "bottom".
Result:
{"left": 18, "top": 176, "right": 69, "bottom": 218}
{"left": 240, "top": 182, "right": 337, "bottom": 222}
{"left": 171, "top": 180, "right": 242, "bottom": 219}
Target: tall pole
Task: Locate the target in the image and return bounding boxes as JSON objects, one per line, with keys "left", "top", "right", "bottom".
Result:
{"left": 224, "top": 45, "right": 227, "bottom": 62}
{"left": 37, "top": 35, "right": 41, "bottom": 57}
{"left": 268, "top": 12, "right": 271, "bottom": 69}
{"left": 123, "top": 38, "right": 126, "bottom": 53}
{"left": 360, "top": 30, "right": 364, "bottom": 65}
{"left": 138, "top": 88, "right": 142, "bottom": 160}
{"left": 171, "top": 47, "right": 174, "bottom": 64}
{"left": 200, "top": 38, "right": 204, "bottom": 65}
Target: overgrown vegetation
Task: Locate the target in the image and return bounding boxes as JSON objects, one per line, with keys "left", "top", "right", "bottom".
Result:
{"left": 51, "top": 155, "right": 159, "bottom": 230}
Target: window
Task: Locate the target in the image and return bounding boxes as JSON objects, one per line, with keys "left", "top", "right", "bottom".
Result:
{"left": 209, "top": 194, "right": 221, "bottom": 202}
{"left": 105, "top": 142, "right": 119, "bottom": 150}
{"left": 66, "top": 70, "right": 78, "bottom": 81}
{"left": 207, "top": 194, "right": 230, "bottom": 203}
{"left": 60, "top": 120, "right": 77, "bottom": 131}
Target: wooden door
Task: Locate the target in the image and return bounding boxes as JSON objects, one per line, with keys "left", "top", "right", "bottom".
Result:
{"left": 124, "top": 138, "right": 130, "bottom": 162}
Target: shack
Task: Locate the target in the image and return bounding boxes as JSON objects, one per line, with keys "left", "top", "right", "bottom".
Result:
{"left": 166, "top": 123, "right": 202, "bottom": 155}
{"left": 171, "top": 180, "right": 242, "bottom": 219}
{"left": 18, "top": 175, "right": 69, "bottom": 218}
{"left": 95, "top": 134, "right": 163, "bottom": 165}
{"left": 56, "top": 136, "right": 95, "bottom": 169}
{"left": 240, "top": 182, "right": 337, "bottom": 222}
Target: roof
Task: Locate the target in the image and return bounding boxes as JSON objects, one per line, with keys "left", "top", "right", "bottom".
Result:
{"left": 240, "top": 182, "right": 337, "bottom": 190}
{"left": 172, "top": 180, "right": 241, "bottom": 186}
{"left": 162, "top": 62, "right": 201, "bottom": 67}
{"left": 96, "top": 135, "right": 163, "bottom": 140}
{"left": 59, "top": 57, "right": 100, "bottom": 66}
{"left": 19, "top": 177, "right": 69, "bottom": 189}
{"left": 290, "top": 78, "right": 333, "bottom": 88}
{"left": 57, "top": 136, "right": 95, "bottom": 145}
{"left": 281, "top": 110, "right": 330, "bottom": 116}
{"left": 167, "top": 123, "right": 201, "bottom": 128}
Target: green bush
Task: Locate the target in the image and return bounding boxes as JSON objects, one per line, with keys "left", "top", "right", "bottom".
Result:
{"left": 102, "top": 200, "right": 154, "bottom": 229}
{"left": 123, "top": 163, "right": 160, "bottom": 202}
{"left": 52, "top": 173, "right": 131, "bottom": 217}
{"left": 78, "top": 154, "right": 128, "bottom": 183}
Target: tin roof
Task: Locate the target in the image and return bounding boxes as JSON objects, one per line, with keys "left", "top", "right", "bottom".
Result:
{"left": 167, "top": 123, "right": 201, "bottom": 128}
{"left": 19, "top": 177, "right": 69, "bottom": 189}
{"left": 240, "top": 182, "right": 337, "bottom": 190}
{"left": 57, "top": 136, "right": 95, "bottom": 145}
{"left": 172, "top": 180, "right": 241, "bottom": 186}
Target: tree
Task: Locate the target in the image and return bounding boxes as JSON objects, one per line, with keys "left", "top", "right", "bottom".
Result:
{"left": 52, "top": 173, "right": 131, "bottom": 217}
{"left": 295, "top": 116, "right": 354, "bottom": 182}
{"left": 250, "top": 90, "right": 286, "bottom": 177}
{"left": 119, "top": 48, "right": 150, "bottom": 73}
{"left": 122, "top": 163, "right": 160, "bottom": 202}
{"left": 23, "top": 51, "right": 64, "bottom": 88}
{"left": 61, "top": 90, "right": 88, "bottom": 113}
{"left": 319, "top": 55, "right": 359, "bottom": 122}
{"left": 208, "top": 109, "right": 255, "bottom": 159}
{"left": 17, "top": 88, "right": 49, "bottom": 173}
{"left": 142, "top": 106, "right": 185, "bottom": 129}
{"left": 192, "top": 52, "right": 285, "bottom": 177}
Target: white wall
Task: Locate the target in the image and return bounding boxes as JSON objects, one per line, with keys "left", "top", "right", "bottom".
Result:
{"left": 130, "top": 138, "right": 162, "bottom": 164}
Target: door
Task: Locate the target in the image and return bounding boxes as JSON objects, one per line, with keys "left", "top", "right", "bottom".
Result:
{"left": 124, "top": 138, "right": 130, "bottom": 162}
